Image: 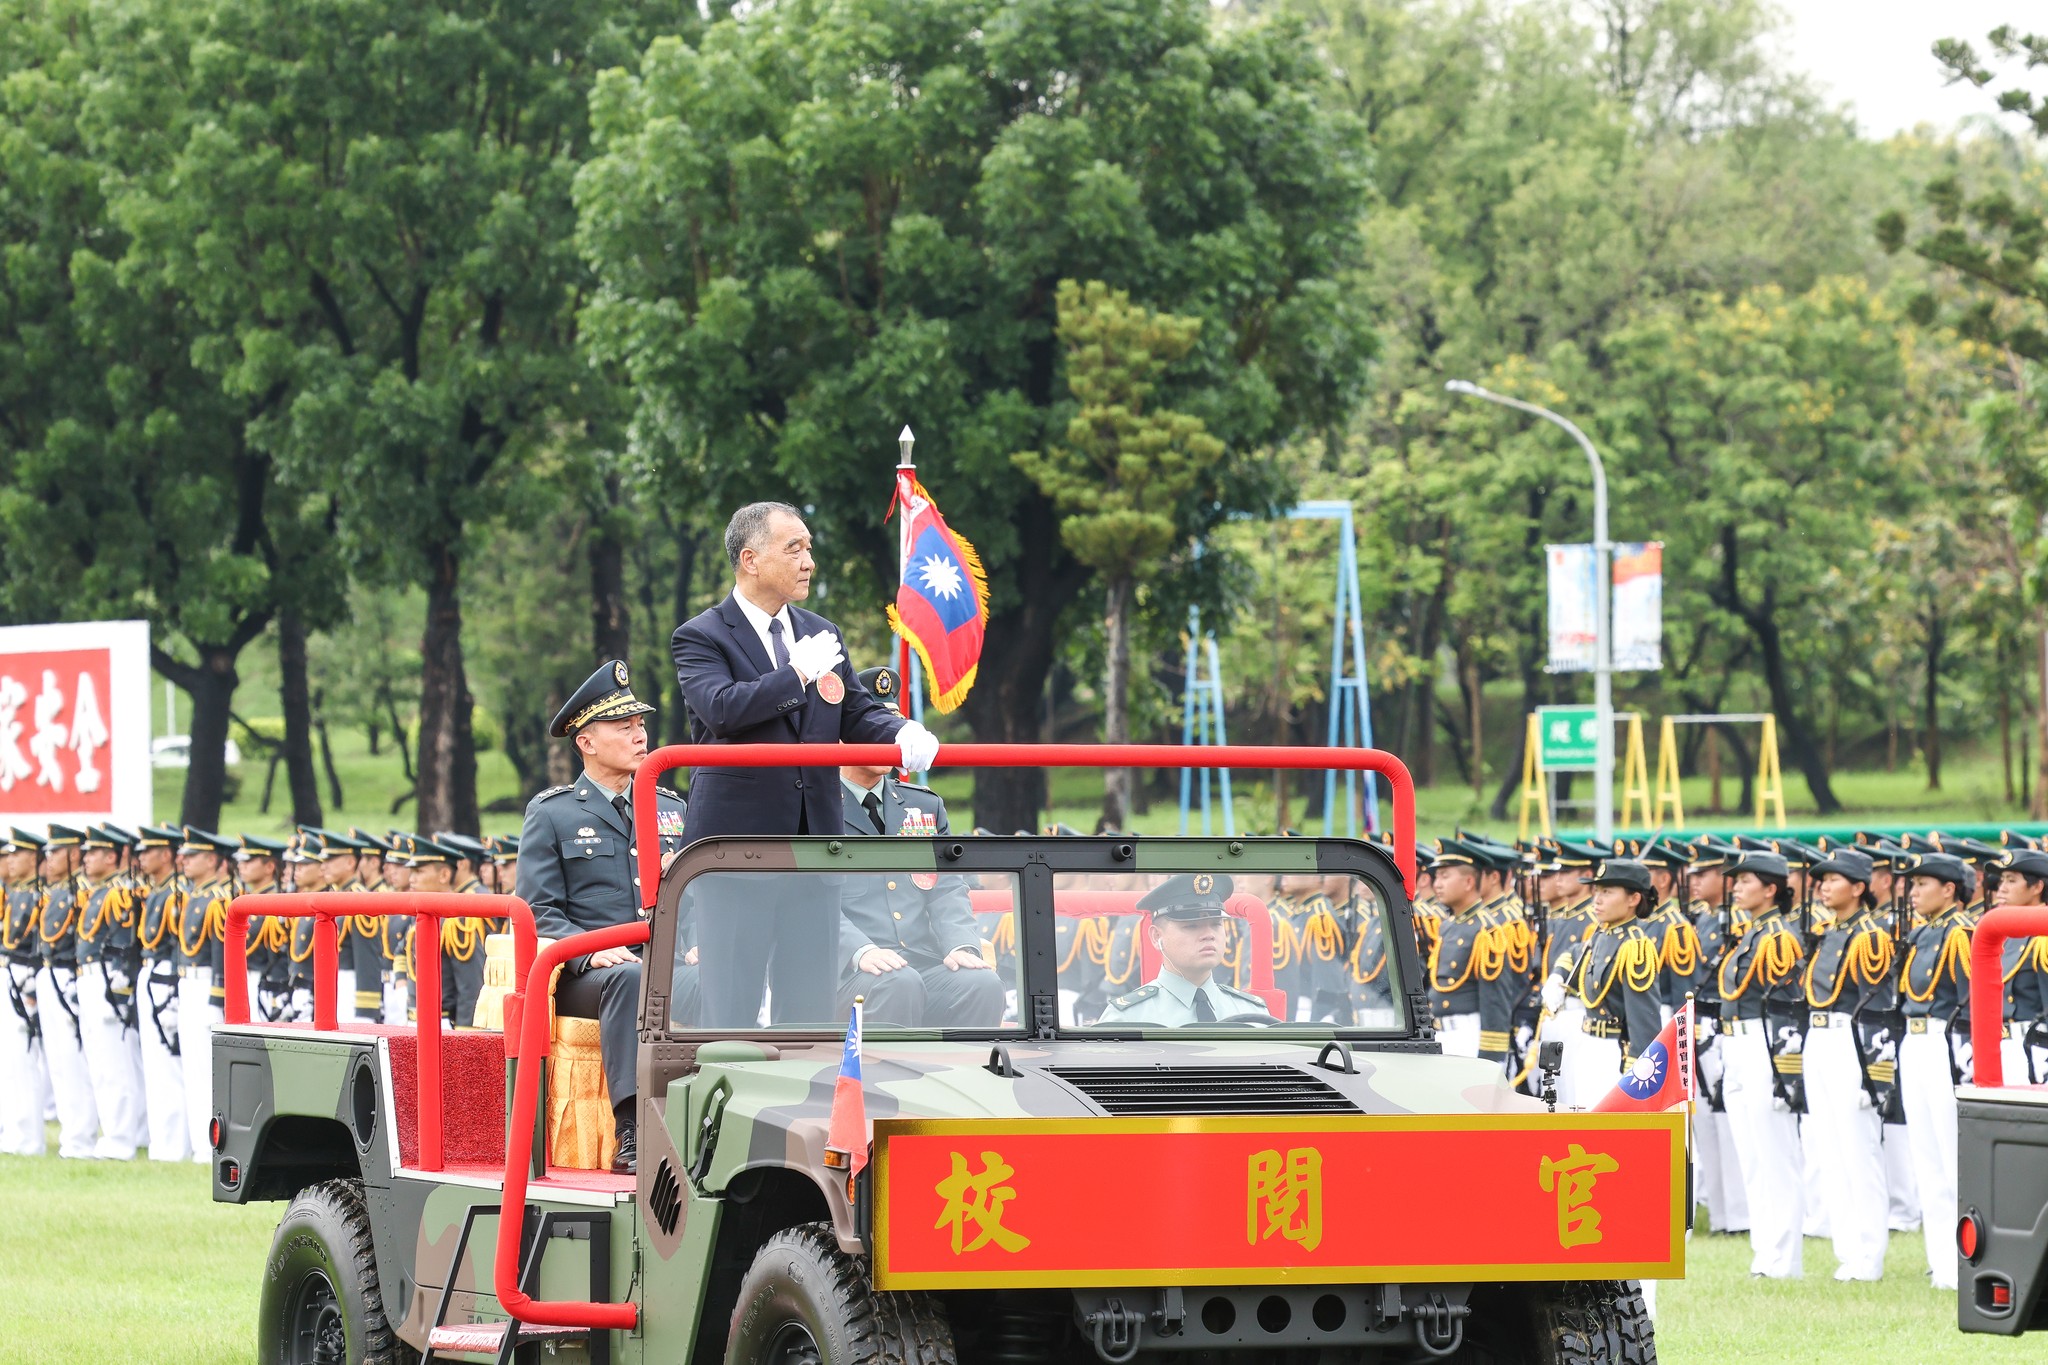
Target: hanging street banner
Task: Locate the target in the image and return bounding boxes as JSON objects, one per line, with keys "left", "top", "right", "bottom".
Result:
{"left": 1536, "top": 705, "right": 1601, "bottom": 772}
{"left": 0, "top": 620, "right": 151, "bottom": 830}
{"left": 1545, "top": 544, "right": 1598, "bottom": 673}
{"left": 1611, "top": 542, "right": 1663, "bottom": 672}
{"left": 1546, "top": 542, "right": 1664, "bottom": 674}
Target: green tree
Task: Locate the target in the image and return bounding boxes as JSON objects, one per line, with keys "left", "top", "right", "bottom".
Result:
{"left": 1015, "top": 280, "right": 1225, "bottom": 828}
{"left": 575, "top": 0, "right": 1373, "bottom": 832}
{"left": 98, "top": 0, "right": 695, "bottom": 833}
{"left": 1601, "top": 278, "right": 1910, "bottom": 813}
{"left": 0, "top": 0, "right": 347, "bottom": 828}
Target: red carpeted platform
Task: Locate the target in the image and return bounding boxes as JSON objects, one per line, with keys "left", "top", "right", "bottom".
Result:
{"left": 385, "top": 1029, "right": 509, "bottom": 1167}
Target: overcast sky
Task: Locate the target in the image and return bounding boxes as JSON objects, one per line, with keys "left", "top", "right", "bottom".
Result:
{"left": 1776, "top": 0, "right": 2023, "bottom": 138}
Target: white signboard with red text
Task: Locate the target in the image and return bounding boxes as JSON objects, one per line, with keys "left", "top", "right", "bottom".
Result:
{"left": 0, "top": 620, "right": 151, "bottom": 831}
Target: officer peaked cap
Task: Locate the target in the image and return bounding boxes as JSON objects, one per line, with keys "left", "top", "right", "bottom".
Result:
{"left": 1994, "top": 848, "right": 2048, "bottom": 882}
{"left": 550, "top": 659, "right": 655, "bottom": 738}
{"left": 856, "top": 665, "right": 900, "bottom": 700}
{"left": 1137, "top": 872, "right": 1235, "bottom": 922}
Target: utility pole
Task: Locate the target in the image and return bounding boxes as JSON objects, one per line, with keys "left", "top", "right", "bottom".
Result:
{"left": 1446, "top": 381, "right": 1613, "bottom": 842}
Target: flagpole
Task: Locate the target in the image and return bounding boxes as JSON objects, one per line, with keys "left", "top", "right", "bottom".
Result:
{"left": 893, "top": 425, "right": 916, "bottom": 721}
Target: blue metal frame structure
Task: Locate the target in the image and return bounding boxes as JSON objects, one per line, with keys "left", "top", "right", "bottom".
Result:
{"left": 1176, "top": 500, "right": 1380, "bottom": 837}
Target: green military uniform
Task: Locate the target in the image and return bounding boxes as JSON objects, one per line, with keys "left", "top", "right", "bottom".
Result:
{"left": 838, "top": 765, "right": 1003, "bottom": 1028}
{"left": 1098, "top": 873, "right": 1273, "bottom": 1027}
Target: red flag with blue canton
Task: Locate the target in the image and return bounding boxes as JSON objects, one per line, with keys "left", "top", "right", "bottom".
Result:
{"left": 886, "top": 469, "right": 988, "bottom": 713}
{"left": 825, "top": 1001, "right": 868, "bottom": 1175}
{"left": 1594, "top": 998, "right": 1695, "bottom": 1112}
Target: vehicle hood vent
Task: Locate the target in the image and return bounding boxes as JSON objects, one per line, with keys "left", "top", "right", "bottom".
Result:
{"left": 1043, "top": 1064, "right": 1361, "bottom": 1116}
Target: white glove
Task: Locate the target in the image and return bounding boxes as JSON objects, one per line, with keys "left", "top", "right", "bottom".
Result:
{"left": 896, "top": 720, "right": 940, "bottom": 772}
{"left": 1540, "top": 978, "right": 1565, "bottom": 1014}
{"left": 1855, "top": 1088, "right": 1874, "bottom": 1111}
{"left": 786, "top": 631, "right": 844, "bottom": 684}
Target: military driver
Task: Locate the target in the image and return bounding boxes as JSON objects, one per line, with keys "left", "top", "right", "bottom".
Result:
{"left": 1097, "top": 873, "right": 1274, "bottom": 1027}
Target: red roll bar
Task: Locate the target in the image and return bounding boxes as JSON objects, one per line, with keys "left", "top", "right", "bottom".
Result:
{"left": 499, "top": 919, "right": 649, "bottom": 1333}
{"left": 223, "top": 892, "right": 537, "bottom": 1170}
{"left": 1969, "top": 904, "right": 2048, "bottom": 1088}
{"left": 630, "top": 742, "right": 1417, "bottom": 902}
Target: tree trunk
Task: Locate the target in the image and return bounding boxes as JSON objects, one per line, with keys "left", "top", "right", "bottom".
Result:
{"left": 961, "top": 497, "right": 1090, "bottom": 835}
{"left": 1489, "top": 635, "right": 1541, "bottom": 820}
{"left": 589, "top": 475, "right": 632, "bottom": 664}
{"left": 277, "top": 609, "right": 324, "bottom": 827}
{"left": 665, "top": 519, "right": 701, "bottom": 748}
{"left": 1099, "top": 575, "right": 1133, "bottom": 832}
{"left": 1466, "top": 653, "right": 1484, "bottom": 800}
{"left": 2036, "top": 612, "right": 2048, "bottom": 821}
{"left": 1922, "top": 608, "right": 1944, "bottom": 791}
{"left": 415, "top": 544, "right": 479, "bottom": 835}
{"left": 1748, "top": 603, "right": 1841, "bottom": 814}
{"left": 314, "top": 702, "right": 345, "bottom": 811}
{"left": 165, "top": 645, "right": 241, "bottom": 831}
{"left": 2000, "top": 639, "right": 2015, "bottom": 803}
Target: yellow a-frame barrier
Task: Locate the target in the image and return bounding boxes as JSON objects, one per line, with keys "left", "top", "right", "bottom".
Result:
{"left": 1651, "top": 713, "right": 1788, "bottom": 830}
{"left": 1619, "top": 714, "right": 1653, "bottom": 830}
{"left": 1517, "top": 712, "right": 1553, "bottom": 842}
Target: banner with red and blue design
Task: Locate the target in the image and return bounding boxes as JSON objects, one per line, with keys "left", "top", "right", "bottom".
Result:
{"left": 886, "top": 470, "right": 988, "bottom": 713}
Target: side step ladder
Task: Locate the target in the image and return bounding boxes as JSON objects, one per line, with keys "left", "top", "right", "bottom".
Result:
{"left": 421, "top": 1204, "right": 614, "bottom": 1365}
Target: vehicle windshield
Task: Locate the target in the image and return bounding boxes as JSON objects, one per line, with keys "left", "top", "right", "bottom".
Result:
{"left": 662, "top": 846, "right": 1407, "bottom": 1037}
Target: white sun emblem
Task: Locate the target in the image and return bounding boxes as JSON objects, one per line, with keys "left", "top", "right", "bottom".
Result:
{"left": 916, "top": 553, "right": 964, "bottom": 601}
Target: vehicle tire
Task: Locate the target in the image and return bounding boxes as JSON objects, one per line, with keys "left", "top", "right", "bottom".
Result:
{"left": 256, "top": 1179, "right": 402, "bottom": 1365}
{"left": 1456, "top": 1280, "right": 1655, "bottom": 1364}
{"left": 726, "top": 1221, "right": 954, "bottom": 1365}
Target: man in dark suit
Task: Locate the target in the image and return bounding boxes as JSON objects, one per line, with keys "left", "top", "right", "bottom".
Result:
{"left": 515, "top": 659, "right": 689, "bottom": 1173}
{"left": 672, "top": 502, "right": 940, "bottom": 1027}
{"left": 838, "top": 667, "right": 1004, "bottom": 1028}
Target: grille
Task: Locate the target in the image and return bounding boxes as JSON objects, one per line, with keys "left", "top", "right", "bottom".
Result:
{"left": 649, "top": 1158, "right": 682, "bottom": 1236}
{"left": 1043, "top": 1064, "right": 1360, "bottom": 1115}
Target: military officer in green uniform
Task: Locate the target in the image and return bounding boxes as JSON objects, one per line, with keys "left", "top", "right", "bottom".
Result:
{"left": 1098, "top": 874, "right": 1274, "bottom": 1027}
{"left": 838, "top": 667, "right": 1003, "bottom": 1028}
{"left": 516, "top": 659, "right": 689, "bottom": 1173}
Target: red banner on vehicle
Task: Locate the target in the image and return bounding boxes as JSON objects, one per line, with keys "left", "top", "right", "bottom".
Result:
{"left": 871, "top": 1114, "right": 1686, "bottom": 1289}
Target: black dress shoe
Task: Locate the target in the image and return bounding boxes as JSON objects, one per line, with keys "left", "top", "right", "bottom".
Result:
{"left": 611, "top": 1121, "right": 637, "bottom": 1175}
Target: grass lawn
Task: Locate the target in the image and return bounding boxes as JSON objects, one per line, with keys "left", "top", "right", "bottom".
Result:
{"left": 0, "top": 1138, "right": 2033, "bottom": 1363}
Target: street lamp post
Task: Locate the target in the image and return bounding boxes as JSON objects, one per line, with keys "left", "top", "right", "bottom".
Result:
{"left": 1445, "top": 381, "right": 1613, "bottom": 842}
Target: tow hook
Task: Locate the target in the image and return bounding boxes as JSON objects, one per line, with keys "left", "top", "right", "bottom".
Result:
{"left": 1412, "top": 1293, "right": 1469, "bottom": 1357}
{"left": 1083, "top": 1298, "right": 1146, "bottom": 1363}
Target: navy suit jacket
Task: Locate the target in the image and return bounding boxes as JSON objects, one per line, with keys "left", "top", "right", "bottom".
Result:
{"left": 672, "top": 593, "right": 904, "bottom": 838}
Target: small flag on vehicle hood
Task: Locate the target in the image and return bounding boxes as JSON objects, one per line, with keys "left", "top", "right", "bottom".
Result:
{"left": 825, "top": 1000, "right": 869, "bottom": 1176}
{"left": 1594, "top": 997, "right": 1695, "bottom": 1112}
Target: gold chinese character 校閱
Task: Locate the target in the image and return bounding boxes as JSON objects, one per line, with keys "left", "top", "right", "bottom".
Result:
{"left": 1537, "top": 1143, "right": 1620, "bottom": 1249}
{"left": 933, "top": 1150, "right": 1031, "bottom": 1254}
{"left": 1247, "top": 1147, "right": 1324, "bottom": 1252}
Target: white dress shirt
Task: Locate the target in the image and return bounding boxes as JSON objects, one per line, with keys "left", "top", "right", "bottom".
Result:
{"left": 731, "top": 591, "right": 798, "bottom": 671}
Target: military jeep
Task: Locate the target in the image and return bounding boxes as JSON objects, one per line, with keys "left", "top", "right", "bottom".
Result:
{"left": 211, "top": 742, "right": 1679, "bottom": 1365}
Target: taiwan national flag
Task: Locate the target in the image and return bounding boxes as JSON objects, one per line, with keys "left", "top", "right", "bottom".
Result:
{"left": 825, "top": 1001, "right": 869, "bottom": 1175}
{"left": 1594, "top": 998, "right": 1695, "bottom": 1112}
{"left": 886, "top": 469, "right": 988, "bottom": 713}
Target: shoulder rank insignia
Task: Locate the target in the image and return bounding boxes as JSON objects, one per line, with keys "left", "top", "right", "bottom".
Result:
{"left": 1109, "top": 984, "right": 1159, "bottom": 1010}
{"left": 534, "top": 784, "right": 574, "bottom": 803}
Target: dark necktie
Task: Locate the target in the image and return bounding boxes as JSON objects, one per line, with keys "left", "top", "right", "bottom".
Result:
{"left": 613, "top": 792, "right": 631, "bottom": 830}
{"left": 768, "top": 616, "right": 790, "bottom": 670}
{"left": 1193, "top": 986, "right": 1216, "bottom": 1022}
{"left": 862, "top": 791, "right": 886, "bottom": 835}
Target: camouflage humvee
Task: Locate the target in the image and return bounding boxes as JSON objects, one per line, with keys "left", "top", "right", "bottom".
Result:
{"left": 212, "top": 751, "right": 1680, "bottom": 1365}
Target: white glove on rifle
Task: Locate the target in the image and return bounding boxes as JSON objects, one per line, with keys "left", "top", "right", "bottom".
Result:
{"left": 786, "top": 631, "right": 845, "bottom": 684}
{"left": 897, "top": 720, "right": 941, "bottom": 772}
{"left": 1540, "top": 977, "right": 1566, "bottom": 1014}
